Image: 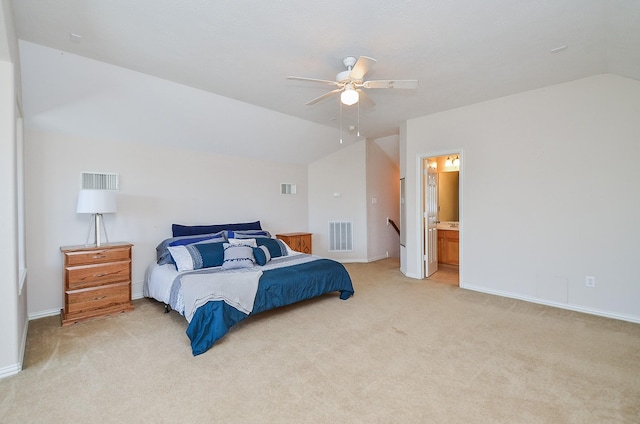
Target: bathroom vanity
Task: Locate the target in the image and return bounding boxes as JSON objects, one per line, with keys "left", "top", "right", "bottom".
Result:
{"left": 437, "top": 222, "right": 459, "bottom": 265}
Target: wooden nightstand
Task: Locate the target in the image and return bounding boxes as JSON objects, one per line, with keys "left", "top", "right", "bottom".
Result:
{"left": 60, "top": 242, "right": 134, "bottom": 326}
{"left": 276, "top": 232, "right": 312, "bottom": 254}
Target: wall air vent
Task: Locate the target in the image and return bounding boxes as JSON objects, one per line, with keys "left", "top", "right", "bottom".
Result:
{"left": 281, "top": 183, "right": 297, "bottom": 195}
{"left": 81, "top": 172, "right": 119, "bottom": 190}
{"left": 328, "top": 221, "right": 353, "bottom": 252}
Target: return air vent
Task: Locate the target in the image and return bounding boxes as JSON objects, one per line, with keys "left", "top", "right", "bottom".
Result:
{"left": 328, "top": 221, "right": 353, "bottom": 252}
{"left": 81, "top": 172, "right": 119, "bottom": 190}
{"left": 281, "top": 183, "right": 297, "bottom": 195}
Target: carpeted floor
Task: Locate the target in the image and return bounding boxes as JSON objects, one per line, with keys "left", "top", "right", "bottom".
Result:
{"left": 1, "top": 258, "right": 639, "bottom": 423}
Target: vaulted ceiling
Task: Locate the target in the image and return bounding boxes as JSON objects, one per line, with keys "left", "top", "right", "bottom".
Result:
{"left": 11, "top": 0, "right": 640, "bottom": 162}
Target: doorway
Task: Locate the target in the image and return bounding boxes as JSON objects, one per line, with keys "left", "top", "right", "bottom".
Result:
{"left": 423, "top": 153, "right": 461, "bottom": 286}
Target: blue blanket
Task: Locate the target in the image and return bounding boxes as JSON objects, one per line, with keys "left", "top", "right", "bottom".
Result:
{"left": 186, "top": 258, "right": 354, "bottom": 355}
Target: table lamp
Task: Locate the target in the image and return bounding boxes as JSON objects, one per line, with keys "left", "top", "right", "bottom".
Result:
{"left": 76, "top": 189, "right": 117, "bottom": 246}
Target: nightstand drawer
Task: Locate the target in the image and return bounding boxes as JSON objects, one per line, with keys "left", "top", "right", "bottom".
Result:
{"left": 64, "top": 246, "right": 131, "bottom": 266}
{"left": 65, "top": 282, "right": 131, "bottom": 315}
{"left": 66, "top": 261, "right": 131, "bottom": 290}
{"left": 276, "top": 232, "right": 312, "bottom": 254}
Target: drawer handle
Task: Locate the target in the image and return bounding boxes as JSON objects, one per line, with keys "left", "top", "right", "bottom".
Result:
{"left": 93, "top": 273, "right": 109, "bottom": 278}
{"left": 92, "top": 255, "right": 108, "bottom": 259}
{"left": 93, "top": 295, "right": 107, "bottom": 301}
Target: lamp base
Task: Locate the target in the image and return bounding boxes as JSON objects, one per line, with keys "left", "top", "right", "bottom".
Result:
{"left": 85, "top": 213, "right": 110, "bottom": 246}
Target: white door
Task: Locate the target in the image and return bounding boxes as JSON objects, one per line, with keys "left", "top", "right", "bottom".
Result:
{"left": 424, "top": 161, "right": 438, "bottom": 277}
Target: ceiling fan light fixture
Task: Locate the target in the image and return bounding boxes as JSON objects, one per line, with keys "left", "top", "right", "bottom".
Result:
{"left": 341, "top": 84, "right": 359, "bottom": 106}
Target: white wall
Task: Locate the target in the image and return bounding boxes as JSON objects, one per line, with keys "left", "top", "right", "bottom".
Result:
{"left": 25, "top": 131, "right": 308, "bottom": 316}
{"left": 308, "top": 138, "right": 400, "bottom": 262}
{"left": 403, "top": 74, "right": 640, "bottom": 322}
{"left": 366, "top": 139, "right": 400, "bottom": 260}
{"left": 308, "top": 140, "right": 368, "bottom": 261}
{"left": 0, "top": 0, "right": 28, "bottom": 379}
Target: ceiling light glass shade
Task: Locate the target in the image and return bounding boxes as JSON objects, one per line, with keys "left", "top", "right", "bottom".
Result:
{"left": 77, "top": 189, "right": 117, "bottom": 214}
{"left": 341, "top": 85, "right": 359, "bottom": 106}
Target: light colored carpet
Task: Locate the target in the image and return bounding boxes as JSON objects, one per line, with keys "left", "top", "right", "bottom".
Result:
{"left": 1, "top": 258, "right": 639, "bottom": 423}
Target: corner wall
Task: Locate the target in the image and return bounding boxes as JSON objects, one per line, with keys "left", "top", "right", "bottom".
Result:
{"left": 403, "top": 74, "right": 640, "bottom": 321}
{"left": 308, "top": 140, "right": 368, "bottom": 261}
{"left": 0, "top": 0, "right": 27, "bottom": 379}
{"left": 366, "top": 139, "right": 400, "bottom": 260}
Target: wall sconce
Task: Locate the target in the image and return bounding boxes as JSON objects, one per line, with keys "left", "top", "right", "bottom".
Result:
{"left": 445, "top": 155, "right": 460, "bottom": 168}
{"left": 77, "top": 189, "right": 117, "bottom": 246}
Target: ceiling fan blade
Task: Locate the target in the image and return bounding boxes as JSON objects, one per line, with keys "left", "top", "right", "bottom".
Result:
{"left": 349, "top": 56, "right": 376, "bottom": 81}
{"left": 363, "top": 79, "right": 419, "bottom": 89}
{"left": 287, "top": 76, "right": 340, "bottom": 86}
{"left": 357, "top": 90, "right": 376, "bottom": 107}
{"left": 305, "top": 88, "right": 342, "bottom": 105}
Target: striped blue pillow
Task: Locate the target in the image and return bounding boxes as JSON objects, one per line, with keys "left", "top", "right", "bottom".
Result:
{"left": 167, "top": 242, "right": 225, "bottom": 272}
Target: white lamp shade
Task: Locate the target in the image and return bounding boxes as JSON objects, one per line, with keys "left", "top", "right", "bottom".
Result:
{"left": 77, "top": 189, "right": 117, "bottom": 214}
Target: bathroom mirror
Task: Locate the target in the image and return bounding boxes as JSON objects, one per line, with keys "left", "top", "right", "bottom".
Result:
{"left": 438, "top": 171, "right": 459, "bottom": 222}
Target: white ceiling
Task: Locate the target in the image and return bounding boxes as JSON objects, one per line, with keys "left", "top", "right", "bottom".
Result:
{"left": 11, "top": 0, "right": 640, "bottom": 162}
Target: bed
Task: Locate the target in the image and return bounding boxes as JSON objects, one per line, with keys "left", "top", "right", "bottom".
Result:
{"left": 143, "top": 222, "right": 355, "bottom": 355}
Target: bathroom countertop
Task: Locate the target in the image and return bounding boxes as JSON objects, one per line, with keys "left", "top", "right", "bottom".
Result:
{"left": 436, "top": 222, "right": 459, "bottom": 231}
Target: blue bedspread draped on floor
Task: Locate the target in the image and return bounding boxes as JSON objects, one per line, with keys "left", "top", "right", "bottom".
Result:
{"left": 186, "top": 258, "right": 354, "bottom": 355}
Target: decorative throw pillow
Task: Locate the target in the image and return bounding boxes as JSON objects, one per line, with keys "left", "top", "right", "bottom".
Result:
{"left": 255, "top": 238, "right": 288, "bottom": 258}
{"left": 222, "top": 243, "right": 255, "bottom": 269}
{"left": 167, "top": 242, "right": 225, "bottom": 272}
{"left": 252, "top": 245, "right": 271, "bottom": 266}
{"left": 156, "top": 231, "right": 226, "bottom": 265}
{"left": 228, "top": 238, "right": 257, "bottom": 247}
{"left": 226, "top": 230, "right": 272, "bottom": 239}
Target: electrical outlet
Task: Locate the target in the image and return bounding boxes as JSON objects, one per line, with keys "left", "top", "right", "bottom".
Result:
{"left": 585, "top": 276, "right": 595, "bottom": 288}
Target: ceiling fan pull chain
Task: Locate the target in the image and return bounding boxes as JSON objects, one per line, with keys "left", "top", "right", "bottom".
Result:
{"left": 339, "top": 100, "right": 343, "bottom": 144}
{"left": 357, "top": 101, "right": 360, "bottom": 137}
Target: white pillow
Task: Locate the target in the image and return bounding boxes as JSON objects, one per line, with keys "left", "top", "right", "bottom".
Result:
{"left": 167, "top": 245, "right": 195, "bottom": 272}
{"left": 228, "top": 238, "right": 257, "bottom": 247}
{"left": 222, "top": 244, "right": 255, "bottom": 269}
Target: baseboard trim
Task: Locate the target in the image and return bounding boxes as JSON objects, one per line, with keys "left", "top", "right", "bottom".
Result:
{"left": 28, "top": 308, "right": 61, "bottom": 321}
{"left": 366, "top": 254, "right": 389, "bottom": 263}
{"left": 400, "top": 268, "right": 421, "bottom": 279}
{"left": 132, "top": 280, "right": 145, "bottom": 300}
{"left": 0, "top": 363, "right": 22, "bottom": 380}
{"left": 464, "top": 284, "right": 640, "bottom": 324}
{"left": 1, "top": 318, "right": 29, "bottom": 380}
{"left": 18, "top": 317, "right": 28, "bottom": 370}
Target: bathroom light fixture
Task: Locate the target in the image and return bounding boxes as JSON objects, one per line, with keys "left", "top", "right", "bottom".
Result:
{"left": 340, "top": 83, "right": 359, "bottom": 106}
{"left": 453, "top": 155, "right": 460, "bottom": 167}
{"left": 445, "top": 157, "right": 452, "bottom": 167}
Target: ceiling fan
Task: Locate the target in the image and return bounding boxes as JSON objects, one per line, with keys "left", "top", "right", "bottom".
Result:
{"left": 287, "top": 56, "right": 418, "bottom": 106}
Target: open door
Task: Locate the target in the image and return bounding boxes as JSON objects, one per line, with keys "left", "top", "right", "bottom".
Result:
{"left": 424, "top": 159, "right": 438, "bottom": 277}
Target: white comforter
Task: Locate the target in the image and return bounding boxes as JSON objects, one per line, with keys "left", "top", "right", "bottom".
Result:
{"left": 181, "top": 269, "right": 262, "bottom": 322}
